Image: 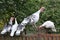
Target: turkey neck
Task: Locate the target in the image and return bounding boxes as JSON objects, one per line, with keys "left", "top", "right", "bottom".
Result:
{"left": 15, "top": 18, "right": 18, "bottom": 24}
{"left": 9, "top": 20, "right": 12, "bottom": 25}
{"left": 33, "top": 9, "right": 41, "bottom": 16}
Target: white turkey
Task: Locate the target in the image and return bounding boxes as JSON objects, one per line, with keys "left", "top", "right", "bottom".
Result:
{"left": 39, "top": 21, "right": 56, "bottom": 32}
{"left": 10, "top": 18, "right": 18, "bottom": 37}
{"left": 1, "top": 17, "right": 14, "bottom": 34}
{"left": 15, "top": 7, "right": 45, "bottom": 36}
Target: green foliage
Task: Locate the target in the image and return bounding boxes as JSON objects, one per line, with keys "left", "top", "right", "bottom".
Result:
{"left": 0, "top": 0, "right": 60, "bottom": 31}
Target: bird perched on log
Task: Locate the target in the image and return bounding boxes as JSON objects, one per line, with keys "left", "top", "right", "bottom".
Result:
{"left": 1, "top": 16, "right": 14, "bottom": 34}
{"left": 10, "top": 18, "right": 18, "bottom": 37}
{"left": 39, "top": 21, "right": 56, "bottom": 33}
{"left": 15, "top": 7, "right": 45, "bottom": 36}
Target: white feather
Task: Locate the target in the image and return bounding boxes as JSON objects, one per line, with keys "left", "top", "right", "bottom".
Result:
{"left": 10, "top": 18, "right": 18, "bottom": 37}
{"left": 1, "top": 20, "right": 13, "bottom": 34}
{"left": 40, "top": 21, "right": 56, "bottom": 32}
{"left": 16, "top": 7, "right": 45, "bottom": 36}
